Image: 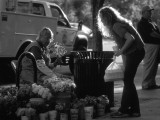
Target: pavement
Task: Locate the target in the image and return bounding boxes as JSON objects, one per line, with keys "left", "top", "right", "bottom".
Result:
{"left": 55, "top": 63, "right": 160, "bottom": 120}
{"left": 1, "top": 62, "right": 160, "bottom": 120}
{"left": 95, "top": 64, "right": 160, "bottom": 120}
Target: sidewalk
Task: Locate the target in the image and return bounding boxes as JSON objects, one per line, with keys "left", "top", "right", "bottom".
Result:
{"left": 96, "top": 88, "right": 160, "bottom": 120}
{"left": 2, "top": 63, "right": 160, "bottom": 120}
{"left": 55, "top": 64, "right": 160, "bottom": 120}
{"left": 95, "top": 64, "right": 160, "bottom": 120}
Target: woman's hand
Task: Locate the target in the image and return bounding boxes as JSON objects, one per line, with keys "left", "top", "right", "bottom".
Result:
{"left": 114, "top": 49, "right": 123, "bottom": 57}
{"left": 49, "top": 57, "right": 62, "bottom": 69}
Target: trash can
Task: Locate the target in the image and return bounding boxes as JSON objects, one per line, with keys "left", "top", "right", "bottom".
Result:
{"left": 72, "top": 51, "right": 114, "bottom": 107}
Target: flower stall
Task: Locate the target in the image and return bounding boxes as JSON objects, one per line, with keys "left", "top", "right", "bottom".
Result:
{"left": 0, "top": 43, "right": 111, "bottom": 120}
{"left": 0, "top": 83, "right": 110, "bottom": 120}
{"left": 0, "top": 76, "right": 76, "bottom": 120}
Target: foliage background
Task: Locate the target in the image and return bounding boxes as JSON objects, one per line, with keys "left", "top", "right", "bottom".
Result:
{"left": 51, "top": 0, "right": 160, "bottom": 29}
{"left": 49, "top": 0, "right": 160, "bottom": 50}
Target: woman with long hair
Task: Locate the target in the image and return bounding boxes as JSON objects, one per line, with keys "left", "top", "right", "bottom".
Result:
{"left": 97, "top": 6, "right": 145, "bottom": 118}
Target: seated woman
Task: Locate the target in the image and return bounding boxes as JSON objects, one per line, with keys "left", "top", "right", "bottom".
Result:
{"left": 20, "top": 27, "right": 69, "bottom": 85}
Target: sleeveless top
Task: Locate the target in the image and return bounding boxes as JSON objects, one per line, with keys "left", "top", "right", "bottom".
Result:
{"left": 113, "top": 22, "right": 144, "bottom": 55}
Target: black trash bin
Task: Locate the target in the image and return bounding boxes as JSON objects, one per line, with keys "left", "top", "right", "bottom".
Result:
{"left": 72, "top": 51, "right": 114, "bottom": 107}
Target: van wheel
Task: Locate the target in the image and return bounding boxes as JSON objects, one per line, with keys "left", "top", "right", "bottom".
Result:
{"left": 69, "top": 35, "right": 88, "bottom": 74}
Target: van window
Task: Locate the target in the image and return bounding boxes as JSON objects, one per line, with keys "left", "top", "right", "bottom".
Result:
{"left": 50, "top": 6, "right": 68, "bottom": 27}
{"left": 17, "top": 2, "right": 30, "bottom": 13}
{"left": 32, "top": 3, "right": 45, "bottom": 16}
{"left": 6, "top": 0, "right": 16, "bottom": 11}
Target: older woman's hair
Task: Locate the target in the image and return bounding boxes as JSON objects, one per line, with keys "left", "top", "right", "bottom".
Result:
{"left": 97, "top": 6, "right": 132, "bottom": 37}
{"left": 37, "top": 27, "right": 54, "bottom": 42}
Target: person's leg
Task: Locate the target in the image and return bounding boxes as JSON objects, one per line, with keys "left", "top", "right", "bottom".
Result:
{"left": 119, "top": 49, "right": 144, "bottom": 114}
{"left": 142, "top": 44, "right": 160, "bottom": 89}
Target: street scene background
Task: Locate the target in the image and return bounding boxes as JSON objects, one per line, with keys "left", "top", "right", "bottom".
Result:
{"left": 0, "top": 0, "right": 160, "bottom": 119}
{"left": 1, "top": 36, "right": 160, "bottom": 120}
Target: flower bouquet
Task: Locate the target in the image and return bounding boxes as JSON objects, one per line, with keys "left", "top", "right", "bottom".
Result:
{"left": 48, "top": 42, "right": 67, "bottom": 66}
{"left": 43, "top": 76, "right": 76, "bottom": 114}
{"left": 48, "top": 42, "right": 67, "bottom": 58}
{"left": 83, "top": 96, "right": 97, "bottom": 107}
{"left": 43, "top": 76, "right": 76, "bottom": 96}
{"left": 30, "top": 83, "right": 55, "bottom": 114}
{"left": 31, "top": 83, "right": 53, "bottom": 100}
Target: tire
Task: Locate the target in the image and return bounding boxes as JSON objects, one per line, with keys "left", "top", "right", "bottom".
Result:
{"left": 0, "top": 58, "right": 15, "bottom": 85}
{"left": 69, "top": 35, "right": 88, "bottom": 74}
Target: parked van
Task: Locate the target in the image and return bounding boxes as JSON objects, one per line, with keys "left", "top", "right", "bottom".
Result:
{"left": 0, "top": 0, "right": 92, "bottom": 73}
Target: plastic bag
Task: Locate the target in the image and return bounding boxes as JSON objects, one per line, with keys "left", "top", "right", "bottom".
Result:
{"left": 104, "top": 58, "right": 124, "bottom": 82}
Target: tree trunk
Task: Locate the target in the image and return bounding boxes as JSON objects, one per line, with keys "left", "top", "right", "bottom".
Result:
{"left": 91, "top": 0, "right": 105, "bottom": 51}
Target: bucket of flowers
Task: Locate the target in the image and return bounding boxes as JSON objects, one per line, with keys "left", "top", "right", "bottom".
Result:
{"left": 48, "top": 42, "right": 67, "bottom": 58}
{"left": 16, "top": 84, "right": 37, "bottom": 120}
{"left": 43, "top": 76, "right": 76, "bottom": 104}
{"left": 70, "top": 98, "right": 84, "bottom": 120}
{"left": 95, "top": 95, "right": 109, "bottom": 117}
{"left": 46, "top": 42, "right": 76, "bottom": 104}
{"left": 16, "top": 83, "right": 53, "bottom": 120}
{"left": 83, "top": 95, "right": 97, "bottom": 119}
{"left": 47, "top": 42, "right": 67, "bottom": 66}
{"left": 55, "top": 102, "right": 68, "bottom": 120}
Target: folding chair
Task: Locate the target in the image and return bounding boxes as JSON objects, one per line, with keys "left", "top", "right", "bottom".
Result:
{"left": 11, "top": 52, "right": 37, "bottom": 88}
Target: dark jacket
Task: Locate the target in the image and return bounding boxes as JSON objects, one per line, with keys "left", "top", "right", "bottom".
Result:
{"left": 137, "top": 17, "right": 160, "bottom": 44}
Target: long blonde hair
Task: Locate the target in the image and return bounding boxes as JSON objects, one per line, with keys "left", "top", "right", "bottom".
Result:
{"left": 97, "top": 6, "right": 132, "bottom": 37}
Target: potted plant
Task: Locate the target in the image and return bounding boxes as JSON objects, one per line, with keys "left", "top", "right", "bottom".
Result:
{"left": 55, "top": 102, "right": 68, "bottom": 120}
{"left": 70, "top": 98, "right": 82, "bottom": 120}
{"left": 83, "top": 96, "right": 97, "bottom": 107}
{"left": 43, "top": 77, "right": 76, "bottom": 109}
{"left": 47, "top": 97, "right": 57, "bottom": 120}
{"left": 83, "top": 96, "right": 97, "bottom": 119}
{"left": 43, "top": 77, "right": 76, "bottom": 95}
{"left": 95, "top": 95, "right": 109, "bottom": 116}
{"left": 16, "top": 107, "right": 36, "bottom": 120}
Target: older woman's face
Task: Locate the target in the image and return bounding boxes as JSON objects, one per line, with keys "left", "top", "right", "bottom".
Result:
{"left": 41, "top": 35, "right": 52, "bottom": 47}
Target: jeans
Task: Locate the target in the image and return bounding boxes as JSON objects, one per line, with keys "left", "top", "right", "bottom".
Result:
{"left": 119, "top": 48, "right": 145, "bottom": 113}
